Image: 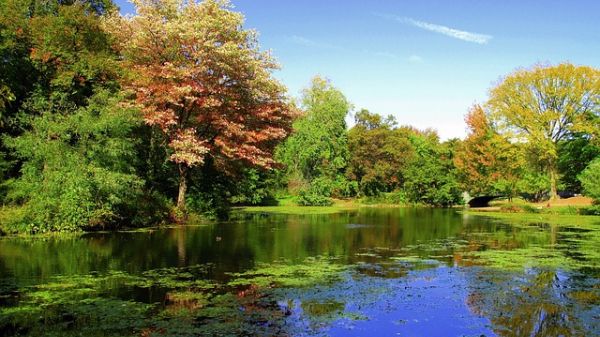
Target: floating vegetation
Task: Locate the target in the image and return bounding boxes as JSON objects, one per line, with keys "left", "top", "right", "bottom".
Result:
{"left": 0, "top": 257, "right": 352, "bottom": 337}
{"left": 2, "top": 208, "right": 600, "bottom": 336}
{"left": 227, "top": 256, "right": 347, "bottom": 288}
{"left": 464, "top": 246, "right": 573, "bottom": 270}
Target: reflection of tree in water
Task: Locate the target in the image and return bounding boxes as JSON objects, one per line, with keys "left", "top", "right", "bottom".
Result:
{"left": 466, "top": 268, "right": 599, "bottom": 337}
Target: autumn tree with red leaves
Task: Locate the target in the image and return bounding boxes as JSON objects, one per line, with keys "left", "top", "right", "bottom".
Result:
{"left": 106, "top": 0, "right": 294, "bottom": 212}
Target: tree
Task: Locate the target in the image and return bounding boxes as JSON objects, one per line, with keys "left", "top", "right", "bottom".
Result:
{"left": 487, "top": 63, "right": 600, "bottom": 200}
{"left": 579, "top": 158, "right": 600, "bottom": 202}
{"left": 403, "top": 130, "right": 462, "bottom": 206}
{"left": 454, "top": 105, "right": 528, "bottom": 199}
{"left": 106, "top": 0, "right": 294, "bottom": 211}
{"left": 347, "top": 110, "right": 413, "bottom": 196}
{"left": 276, "top": 76, "right": 352, "bottom": 200}
{"left": 557, "top": 134, "right": 600, "bottom": 193}
{"left": 5, "top": 91, "right": 143, "bottom": 232}
{"left": 1, "top": 1, "right": 147, "bottom": 233}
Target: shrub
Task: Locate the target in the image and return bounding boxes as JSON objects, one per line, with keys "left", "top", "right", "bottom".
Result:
{"left": 521, "top": 204, "right": 541, "bottom": 214}
{"left": 186, "top": 188, "right": 231, "bottom": 220}
{"left": 384, "top": 190, "right": 408, "bottom": 204}
{"left": 499, "top": 203, "right": 524, "bottom": 213}
{"left": 297, "top": 191, "right": 333, "bottom": 206}
{"left": 580, "top": 205, "right": 600, "bottom": 216}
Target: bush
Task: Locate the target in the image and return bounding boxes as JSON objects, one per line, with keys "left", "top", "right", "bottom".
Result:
{"left": 499, "top": 203, "right": 524, "bottom": 213}
{"left": 126, "top": 191, "right": 172, "bottom": 228}
{"left": 521, "top": 204, "right": 541, "bottom": 214}
{"left": 186, "top": 188, "right": 231, "bottom": 220}
{"left": 229, "top": 168, "right": 278, "bottom": 206}
{"left": 297, "top": 191, "right": 333, "bottom": 206}
{"left": 359, "top": 190, "right": 408, "bottom": 205}
{"left": 580, "top": 205, "right": 600, "bottom": 216}
{"left": 384, "top": 190, "right": 408, "bottom": 204}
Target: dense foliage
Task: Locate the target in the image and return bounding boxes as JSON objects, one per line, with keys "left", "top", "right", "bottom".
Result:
{"left": 487, "top": 63, "right": 600, "bottom": 200}
{"left": 105, "top": 0, "right": 294, "bottom": 212}
{"left": 0, "top": 0, "right": 598, "bottom": 234}
{"left": 276, "top": 77, "right": 353, "bottom": 205}
{"left": 579, "top": 158, "right": 600, "bottom": 203}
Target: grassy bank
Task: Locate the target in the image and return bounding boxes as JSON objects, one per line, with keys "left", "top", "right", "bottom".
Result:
{"left": 463, "top": 210, "right": 600, "bottom": 227}
{"left": 469, "top": 197, "right": 599, "bottom": 215}
{"left": 237, "top": 198, "right": 361, "bottom": 215}
{"left": 463, "top": 197, "right": 600, "bottom": 226}
{"left": 235, "top": 194, "right": 425, "bottom": 215}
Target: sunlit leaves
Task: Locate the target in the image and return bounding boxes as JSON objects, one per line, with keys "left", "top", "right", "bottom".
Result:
{"left": 106, "top": 0, "right": 294, "bottom": 170}
{"left": 5, "top": 91, "right": 143, "bottom": 232}
{"left": 276, "top": 77, "right": 351, "bottom": 198}
{"left": 105, "top": 0, "right": 294, "bottom": 209}
{"left": 487, "top": 63, "right": 600, "bottom": 198}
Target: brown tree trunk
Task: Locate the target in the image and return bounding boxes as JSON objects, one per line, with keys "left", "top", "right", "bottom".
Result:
{"left": 548, "top": 162, "right": 558, "bottom": 201}
{"left": 177, "top": 164, "right": 188, "bottom": 211}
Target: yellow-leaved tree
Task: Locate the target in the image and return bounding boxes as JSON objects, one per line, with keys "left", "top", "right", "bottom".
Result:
{"left": 487, "top": 63, "right": 600, "bottom": 200}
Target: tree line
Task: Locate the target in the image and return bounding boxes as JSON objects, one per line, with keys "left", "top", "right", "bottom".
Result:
{"left": 0, "top": 0, "right": 598, "bottom": 233}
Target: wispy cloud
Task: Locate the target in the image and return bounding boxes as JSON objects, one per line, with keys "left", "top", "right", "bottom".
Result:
{"left": 289, "top": 35, "right": 339, "bottom": 49}
{"left": 377, "top": 14, "right": 492, "bottom": 44}
{"left": 408, "top": 55, "right": 424, "bottom": 63}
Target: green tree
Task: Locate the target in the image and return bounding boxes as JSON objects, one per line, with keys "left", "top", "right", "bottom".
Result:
{"left": 579, "top": 158, "right": 600, "bottom": 202}
{"left": 2, "top": 1, "right": 146, "bottom": 233}
{"left": 557, "top": 135, "right": 600, "bottom": 193}
{"left": 403, "top": 130, "right": 462, "bottom": 206}
{"left": 487, "top": 63, "right": 600, "bottom": 200}
{"left": 347, "top": 110, "right": 413, "bottom": 196}
{"left": 276, "top": 76, "right": 352, "bottom": 201}
{"left": 5, "top": 91, "right": 143, "bottom": 232}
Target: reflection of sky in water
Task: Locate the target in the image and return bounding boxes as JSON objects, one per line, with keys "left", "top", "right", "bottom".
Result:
{"left": 278, "top": 264, "right": 599, "bottom": 337}
{"left": 280, "top": 266, "right": 495, "bottom": 336}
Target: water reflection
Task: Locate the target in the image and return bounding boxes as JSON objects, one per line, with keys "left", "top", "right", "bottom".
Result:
{"left": 0, "top": 208, "right": 598, "bottom": 336}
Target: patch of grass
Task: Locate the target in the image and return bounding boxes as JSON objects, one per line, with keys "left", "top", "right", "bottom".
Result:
{"left": 463, "top": 210, "right": 600, "bottom": 227}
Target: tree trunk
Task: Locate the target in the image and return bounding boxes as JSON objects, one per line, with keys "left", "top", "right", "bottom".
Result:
{"left": 548, "top": 162, "right": 558, "bottom": 201}
{"left": 177, "top": 164, "right": 188, "bottom": 212}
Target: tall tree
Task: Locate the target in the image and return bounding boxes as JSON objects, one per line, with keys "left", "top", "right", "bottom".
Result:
{"left": 403, "top": 129, "right": 462, "bottom": 206}
{"left": 276, "top": 76, "right": 351, "bottom": 196}
{"left": 347, "top": 110, "right": 413, "bottom": 196}
{"left": 454, "top": 105, "right": 527, "bottom": 199}
{"left": 6, "top": 91, "right": 142, "bottom": 232}
{"left": 2, "top": 1, "right": 144, "bottom": 232}
{"left": 487, "top": 63, "right": 600, "bottom": 199}
{"left": 106, "top": 0, "right": 294, "bottom": 211}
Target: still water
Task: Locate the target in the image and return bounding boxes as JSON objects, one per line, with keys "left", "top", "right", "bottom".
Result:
{"left": 0, "top": 208, "right": 599, "bottom": 336}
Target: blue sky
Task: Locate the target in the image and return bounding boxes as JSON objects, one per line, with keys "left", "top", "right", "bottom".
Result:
{"left": 114, "top": 0, "right": 600, "bottom": 139}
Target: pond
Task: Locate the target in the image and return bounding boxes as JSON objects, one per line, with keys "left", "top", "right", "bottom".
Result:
{"left": 0, "top": 208, "right": 599, "bottom": 336}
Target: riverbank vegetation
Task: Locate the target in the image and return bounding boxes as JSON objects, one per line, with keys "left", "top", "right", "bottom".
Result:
{"left": 0, "top": 0, "right": 598, "bottom": 234}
